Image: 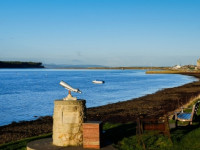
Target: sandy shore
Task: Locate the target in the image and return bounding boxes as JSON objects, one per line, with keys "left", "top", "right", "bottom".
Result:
{"left": 1, "top": 72, "right": 200, "bottom": 144}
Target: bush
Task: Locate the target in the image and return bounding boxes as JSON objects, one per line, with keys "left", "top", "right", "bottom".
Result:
{"left": 118, "top": 132, "right": 172, "bottom": 150}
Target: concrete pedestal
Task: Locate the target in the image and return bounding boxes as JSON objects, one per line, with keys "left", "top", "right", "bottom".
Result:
{"left": 53, "top": 99, "right": 86, "bottom": 146}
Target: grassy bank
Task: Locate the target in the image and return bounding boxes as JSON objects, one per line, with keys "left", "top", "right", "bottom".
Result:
{"left": 1, "top": 109, "right": 200, "bottom": 150}
{"left": 114, "top": 99, "right": 200, "bottom": 150}
{"left": 111, "top": 121, "right": 200, "bottom": 150}
{"left": 0, "top": 99, "right": 200, "bottom": 150}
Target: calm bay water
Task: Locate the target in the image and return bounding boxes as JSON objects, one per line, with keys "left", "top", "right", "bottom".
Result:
{"left": 0, "top": 69, "right": 197, "bottom": 126}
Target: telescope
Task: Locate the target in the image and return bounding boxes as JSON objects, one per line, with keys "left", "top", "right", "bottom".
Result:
{"left": 60, "top": 81, "right": 81, "bottom": 93}
{"left": 59, "top": 81, "right": 81, "bottom": 100}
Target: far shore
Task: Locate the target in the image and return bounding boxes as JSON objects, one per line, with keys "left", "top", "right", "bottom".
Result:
{"left": 48, "top": 66, "right": 169, "bottom": 70}
{"left": 1, "top": 71, "right": 200, "bottom": 144}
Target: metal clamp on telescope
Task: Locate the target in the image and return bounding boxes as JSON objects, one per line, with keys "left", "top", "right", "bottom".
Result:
{"left": 59, "top": 80, "right": 82, "bottom": 100}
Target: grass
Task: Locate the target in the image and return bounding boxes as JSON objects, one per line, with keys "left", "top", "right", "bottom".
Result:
{"left": 116, "top": 125, "right": 200, "bottom": 150}
{"left": 1, "top": 122, "right": 200, "bottom": 150}
{"left": 114, "top": 99, "right": 200, "bottom": 150}
{"left": 1, "top": 99, "right": 200, "bottom": 150}
{"left": 170, "top": 125, "right": 200, "bottom": 150}
{"left": 0, "top": 133, "right": 52, "bottom": 150}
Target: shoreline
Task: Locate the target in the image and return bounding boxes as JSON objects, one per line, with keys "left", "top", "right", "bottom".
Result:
{"left": 0, "top": 70, "right": 196, "bottom": 127}
{"left": 87, "top": 72, "right": 200, "bottom": 122}
{"left": 1, "top": 72, "right": 200, "bottom": 144}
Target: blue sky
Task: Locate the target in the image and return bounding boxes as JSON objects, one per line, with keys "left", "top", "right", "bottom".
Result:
{"left": 0, "top": 0, "right": 200, "bottom": 67}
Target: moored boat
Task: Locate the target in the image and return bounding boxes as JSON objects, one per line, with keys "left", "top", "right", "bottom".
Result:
{"left": 92, "top": 80, "right": 105, "bottom": 84}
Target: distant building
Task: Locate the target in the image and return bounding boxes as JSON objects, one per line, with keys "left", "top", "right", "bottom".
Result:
{"left": 173, "top": 65, "right": 181, "bottom": 69}
{"left": 197, "top": 58, "right": 200, "bottom": 69}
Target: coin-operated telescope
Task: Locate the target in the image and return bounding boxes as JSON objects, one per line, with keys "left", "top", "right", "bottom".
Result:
{"left": 59, "top": 80, "right": 82, "bottom": 100}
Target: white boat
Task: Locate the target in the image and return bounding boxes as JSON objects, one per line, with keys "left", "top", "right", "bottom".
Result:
{"left": 92, "top": 80, "right": 105, "bottom": 84}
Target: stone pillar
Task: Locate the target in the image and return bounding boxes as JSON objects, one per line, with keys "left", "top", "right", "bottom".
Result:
{"left": 53, "top": 99, "right": 86, "bottom": 146}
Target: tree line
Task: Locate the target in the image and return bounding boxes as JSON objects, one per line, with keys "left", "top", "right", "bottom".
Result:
{"left": 0, "top": 61, "right": 44, "bottom": 68}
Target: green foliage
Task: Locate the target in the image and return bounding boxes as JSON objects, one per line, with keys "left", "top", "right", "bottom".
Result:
{"left": 118, "top": 131, "right": 172, "bottom": 150}
{"left": 119, "top": 136, "right": 138, "bottom": 150}
{"left": 103, "top": 122, "right": 122, "bottom": 130}
{"left": 118, "top": 127, "right": 200, "bottom": 150}
{"left": 170, "top": 124, "right": 200, "bottom": 150}
{"left": 0, "top": 61, "right": 44, "bottom": 68}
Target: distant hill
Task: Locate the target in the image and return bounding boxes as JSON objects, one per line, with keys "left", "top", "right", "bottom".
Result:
{"left": 44, "top": 64, "right": 106, "bottom": 69}
{"left": 44, "top": 64, "right": 169, "bottom": 70}
{"left": 0, "top": 61, "right": 44, "bottom": 68}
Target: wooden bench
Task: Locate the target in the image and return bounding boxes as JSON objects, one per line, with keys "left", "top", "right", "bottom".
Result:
{"left": 175, "top": 101, "right": 200, "bottom": 127}
{"left": 136, "top": 115, "right": 171, "bottom": 136}
{"left": 136, "top": 115, "right": 172, "bottom": 146}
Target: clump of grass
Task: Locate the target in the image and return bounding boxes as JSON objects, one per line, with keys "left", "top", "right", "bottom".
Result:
{"left": 117, "top": 126, "right": 200, "bottom": 150}
{"left": 103, "top": 122, "right": 122, "bottom": 130}
{"left": 117, "top": 131, "right": 172, "bottom": 150}
{"left": 171, "top": 125, "right": 200, "bottom": 150}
